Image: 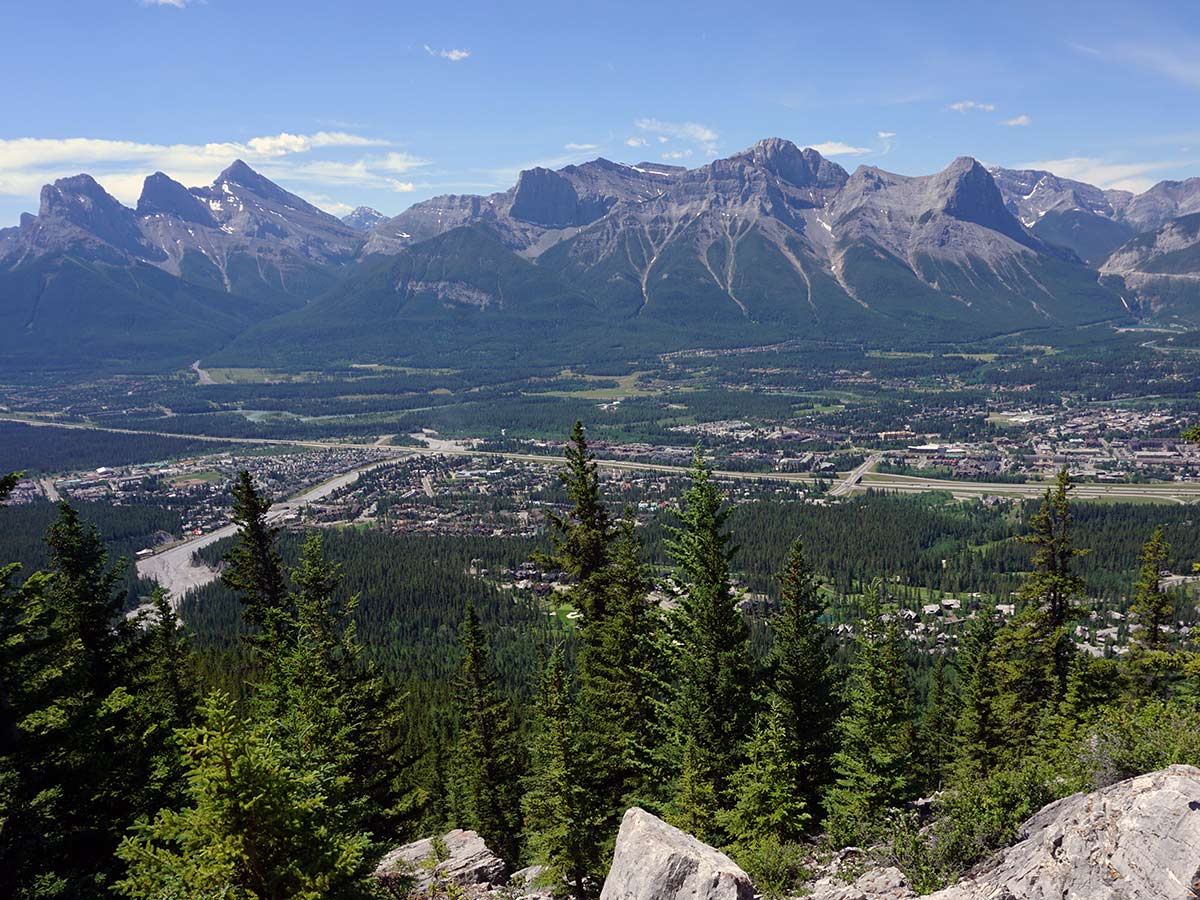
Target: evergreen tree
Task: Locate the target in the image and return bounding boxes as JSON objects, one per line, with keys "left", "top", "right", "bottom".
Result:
{"left": 916, "top": 651, "right": 957, "bottom": 791}
{"left": 953, "top": 613, "right": 1004, "bottom": 778}
{"left": 449, "top": 602, "right": 522, "bottom": 864}
{"left": 253, "top": 533, "right": 406, "bottom": 838}
{"left": 222, "top": 470, "right": 288, "bottom": 635}
{"left": 45, "top": 501, "right": 130, "bottom": 694}
{"left": 0, "top": 504, "right": 188, "bottom": 899}
{"left": 575, "top": 518, "right": 663, "bottom": 797}
{"left": 523, "top": 648, "right": 598, "bottom": 898}
{"left": 825, "top": 581, "right": 915, "bottom": 848}
{"left": 990, "top": 469, "right": 1088, "bottom": 754}
{"left": 114, "top": 692, "right": 377, "bottom": 900}
{"left": 541, "top": 421, "right": 613, "bottom": 625}
{"left": 1130, "top": 527, "right": 1172, "bottom": 650}
{"left": 721, "top": 696, "right": 812, "bottom": 848}
{"left": 766, "top": 539, "right": 837, "bottom": 817}
{"left": 666, "top": 449, "right": 752, "bottom": 841}
{"left": 1015, "top": 467, "right": 1087, "bottom": 687}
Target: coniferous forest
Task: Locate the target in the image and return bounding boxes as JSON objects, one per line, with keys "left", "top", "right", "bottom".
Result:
{"left": 2, "top": 424, "right": 1199, "bottom": 900}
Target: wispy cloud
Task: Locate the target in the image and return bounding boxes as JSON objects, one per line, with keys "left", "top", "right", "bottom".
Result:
{"left": 141, "top": 0, "right": 198, "bottom": 7}
{"left": 424, "top": 45, "right": 471, "bottom": 62}
{"left": 877, "top": 131, "right": 896, "bottom": 154}
{"left": 947, "top": 100, "right": 996, "bottom": 113}
{"left": 1001, "top": 114, "right": 1031, "bottom": 127}
{"left": 1117, "top": 41, "right": 1200, "bottom": 89}
{"left": 564, "top": 142, "right": 598, "bottom": 151}
{"left": 635, "top": 118, "right": 719, "bottom": 144}
{"left": 625, "top": 137, "right": 648, "bottom": 148}
{"left": 1018, "top": 156, "right": 1184, "bottom": 192}
{"left": 661, "top": 150, "right": 693, "bottom": 160}
{"left": 810, "top": 141, "right": 873, "bottom": 157}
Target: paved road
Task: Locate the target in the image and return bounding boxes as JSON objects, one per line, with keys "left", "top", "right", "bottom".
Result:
{"left": 830, "top": 453, "right": 882, "bottom": 497}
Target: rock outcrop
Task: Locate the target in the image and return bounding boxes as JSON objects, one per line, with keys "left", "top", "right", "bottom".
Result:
{"left": 813, "top": 766, "right": 1200, "bottom": 900}
{"left": 807, "top": 866, "right": 916, "bottom": 900}
{"left": 598, "top": 808, "right": 755, "bottom": 900}
{"left": 928, "top": 764, "right": 1200, "bottom": 900}
{"left": 374, "top": 828, "right": 507, "bottom": 894}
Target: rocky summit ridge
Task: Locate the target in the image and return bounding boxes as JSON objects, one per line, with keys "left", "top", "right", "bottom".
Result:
{"left": 6, "top": 139, "right": 1200, "bottom": 373}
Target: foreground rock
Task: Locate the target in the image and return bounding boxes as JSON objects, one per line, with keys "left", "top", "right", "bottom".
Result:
{"left": 599, "top": 808, "right": 755, "bottom": 900}
{"left": 928, "top": 764, "right": 1200, "bottom": 900}
{"left": 807, "top": 866, "right": 915, "bottom": 900}
{"left": 374, "top": 828, "right": 507, "bottom": 894}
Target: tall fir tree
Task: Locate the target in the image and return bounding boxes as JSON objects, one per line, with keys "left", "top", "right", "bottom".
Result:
{"left": 222, "top": 470, "right": 289, "bottom": 636}
{"left": 721, "top": 695, "right": 812, "bottom": 848}
{"left": 953, "top": 612, "right": 1003, "bottom": 778}
{"left": 523, "top": 648, "right": 599, "bottom": 899}
{"left": 825, "top": 581, "right": 915, "bottom": 848}
{"left": 916, "top": 651, "right": 957, "bottom": 791}
{"left": 1130, "top": 526, "right": 1172, "bottom": 650}
{"left": 541, "top": 421, "right": 614, "bottom": 626}
{"left": 990, "top": 469, "right": 1088, "bottom": 754}
{"left": 449, "top": 601, "right": 523, "bottom": 864}
{"left": 665, "top": 449, "right": 752, "bottom": 841}
{"left": 766, "top": 538, "right": 837, "bottom": 818}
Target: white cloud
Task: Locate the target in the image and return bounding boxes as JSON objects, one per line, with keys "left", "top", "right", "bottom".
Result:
{"left": 947, "top": 100, "right": 996, "bottom": 113}
{"left": 661, "top": 150, "right": 693, "bottom": 160}
{"left": 625, "top": 137, "right": 648, "bottom": 148}
{"left": 141, "top": 0, "right": 197, "bottom": 7}
{"left": 1001, "top": 114, "right": 1032, "bottom": 127}
{"left": 636, "top": 118, "right": 719, "bottom": 144}
{"left": 1017, "top": 156, "right": 1184, "bottom": 192}
{"left": 564, "top": 143, "right": 598, "bottom": 151}
{"left": 809, "top": 141, "right": 873, "bottom": 157}
{"left": 878, "top": 131, "right": 896, "bottom": 153}
{"left": 424, "top": 45, "right": 471, "bottom": 62}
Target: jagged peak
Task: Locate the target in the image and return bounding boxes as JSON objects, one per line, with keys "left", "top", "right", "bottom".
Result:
{"left": 39, "top": 173, "right": 120, "bottom": 217}
{"left": 137, "top": 171, "right": 216, "bottom": 225}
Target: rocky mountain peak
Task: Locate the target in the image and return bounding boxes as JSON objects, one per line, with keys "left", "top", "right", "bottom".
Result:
{"left": 936, "top": 157, "right": 1036, "bottom": 247}
{"left": 38, "top": 174, "right": 155, "bottom": 257}
{"left": 341, "top": 206, "right": 387, "bottom": 231}
{"left": 136, "top": 172, "right": 216, "bottom": 226}
{"left": 509, "top": 167, "right": 582, "bottom": 228}
{"left": 732, "top": 138, "right": 848, "bottom": 189}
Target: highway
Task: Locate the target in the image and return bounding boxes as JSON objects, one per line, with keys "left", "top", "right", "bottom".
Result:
{"left": 829, "top": 453, "right": 882, "bottom": 497}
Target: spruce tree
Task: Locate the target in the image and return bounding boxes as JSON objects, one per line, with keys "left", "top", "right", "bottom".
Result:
{"left": 767, "top": 538, "right": 837, "bottom": 817}
{"left": 953, "top": 613, "right": 1003, "bottom": 777}
{"left": 449, "top": 602, "right": 522, "bottom": 864}
{"left": 1130, "top": 526, "right": 1172, "bottom": 650}
{"left": 721, "top": 696, "right": 812, "bottom": 848}
{"left": 666, "top": 449, "right": 752, "bottom": 841}
{"left": 115, "top": 692, "right": 377, "bottom": 900}
{"left": 991, "top": 469, "right": 1088, "bottom": 753}
{"left": 523, "top": 648, "right": 598, "bottom": 898}
{"left": 542, "top": 421, "right": 613, "bottom": 625}
{"left": 222, "top": 470, "right": 288, "bottom": 635}
{"left": 916, "top": 651, "right": 957, "bottom": 790}
{"left": 825, "top": 581, "right": 915, "bottom": 848}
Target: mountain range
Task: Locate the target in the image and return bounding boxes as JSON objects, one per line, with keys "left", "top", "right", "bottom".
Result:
{"left": 5, "top": 139, "right": 1200, "bottom": 374}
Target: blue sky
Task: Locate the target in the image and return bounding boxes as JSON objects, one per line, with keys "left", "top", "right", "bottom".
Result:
{"left": 2, "top": 0, "right": 1199, "bottom": 224}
